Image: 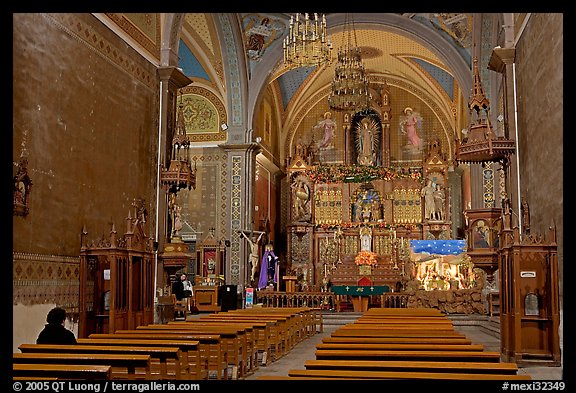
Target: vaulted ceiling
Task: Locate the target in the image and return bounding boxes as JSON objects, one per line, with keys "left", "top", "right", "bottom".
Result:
{"left": 176, "top": 13, "right": 480, "bottom": 164}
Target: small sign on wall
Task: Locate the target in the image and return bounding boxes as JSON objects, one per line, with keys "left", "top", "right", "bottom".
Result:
{"left": 520, "top": 271, "right": 536, "bottom": 278}
{"left": 104, "top": 269, "right": 111, "bottom": 280}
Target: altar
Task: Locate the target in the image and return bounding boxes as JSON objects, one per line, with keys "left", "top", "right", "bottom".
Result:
{"left": 332, "top": 285, "right": 390, "bottom": 312}
{"left": 284, "top": 106, "right": 454, "bottom": 296}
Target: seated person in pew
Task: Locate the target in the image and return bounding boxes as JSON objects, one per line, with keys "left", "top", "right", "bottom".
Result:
{"left": 36, "top": 307, "right": 77, "bottom": 345}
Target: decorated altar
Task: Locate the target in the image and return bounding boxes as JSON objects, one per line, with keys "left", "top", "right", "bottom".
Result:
{"left": 282, "top": 91, "right": 463, "bottom": 305}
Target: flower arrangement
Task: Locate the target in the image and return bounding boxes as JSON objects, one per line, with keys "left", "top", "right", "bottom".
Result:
{"left": 354, "top": 251, "right": 378, "bottom": 266}
{"left": 305, "top": 164, "right": 422, "bottom": 184}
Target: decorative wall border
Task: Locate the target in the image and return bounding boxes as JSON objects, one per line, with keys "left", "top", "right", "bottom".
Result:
{"left": 43, "top": 14, "right": 157, "bottom": 91}
{"left": 13, "top": 252, "right": 80, "bottom": 310}
{"left": 229, "top": 156, "right": 242, "bottom": 284}
{"left": 218, "top": 13, "right": 243, "bottom": 126}
{"left": 104, "top": 13, "right": 161, "bottom": 60}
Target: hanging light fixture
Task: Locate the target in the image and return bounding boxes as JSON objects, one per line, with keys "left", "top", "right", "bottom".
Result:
{"left": 328, "top": 13, "right": 370, "bottom": 111}
{"left": 161, "top": 90, "right": 196, "bottom": 194}
{"left": 283, "top": 13, "right": 332, "bottom": 68}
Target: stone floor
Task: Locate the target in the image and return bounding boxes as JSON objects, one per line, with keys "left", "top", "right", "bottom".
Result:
{"left": 242, "top": 312, "right": 564, "bottom": 381}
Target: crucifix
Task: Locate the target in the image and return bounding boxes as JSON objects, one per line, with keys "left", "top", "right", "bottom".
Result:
{"left": 239, "top": 230, "right": 266, "bottom": 283}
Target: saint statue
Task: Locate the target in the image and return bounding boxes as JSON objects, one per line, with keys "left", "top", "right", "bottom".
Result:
{"left": 291, "top": 176, "right": 311, "bottom": 222}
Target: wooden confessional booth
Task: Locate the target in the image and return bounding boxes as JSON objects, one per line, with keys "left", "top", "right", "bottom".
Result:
{"left": 499, "top": 209, "right": 561, "bottom": 366}
{"left": 78, "top": 206, "right": 155, "bottom": 337}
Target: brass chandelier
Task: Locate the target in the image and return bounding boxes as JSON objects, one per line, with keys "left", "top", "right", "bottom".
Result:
{"left": 328, "top": 13, "right": 370, "bottom": 111}
{"left": 283, "top": 13, "right": 332, "bottom": 68}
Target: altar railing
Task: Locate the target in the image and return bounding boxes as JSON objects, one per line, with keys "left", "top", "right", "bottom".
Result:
{"left": 253, "top": 291, "right": 409, "bottom": 310}
{"left": 254, "top": 291, "right": 336, "bottom": 309}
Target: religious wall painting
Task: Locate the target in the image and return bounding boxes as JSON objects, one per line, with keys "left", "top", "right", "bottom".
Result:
{"left": 242, "top": 14, "right": 285, "bottom": 61}
{"left": 472, "top": 219, "right": 490, "bottom": 248}
{"left": 493, "top": 218, "right": 502, "bottom": 249}
{"left": 314, "top": 111, "right": 337, "bottom": 151}
{"left": 398, "top": 107, "right": 426, "bottom": 161}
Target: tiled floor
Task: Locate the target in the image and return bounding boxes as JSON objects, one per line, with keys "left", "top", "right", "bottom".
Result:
{"left": 243, "top": 314, "right": 564, "bottom": 381}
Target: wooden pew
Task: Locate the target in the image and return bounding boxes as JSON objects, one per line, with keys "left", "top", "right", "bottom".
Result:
{"left": 322, "top": 336, "right": 473, "bottom": 345}
{"left": 193, "top": 316, "right": 274, "bottom": 365}
{"left": 13, "top": 364, "right": 111, "bottom": 380}
{"left": 91, "top": 332, "right": 226, "bottom": 380}
{"left": 339, "top": 324, "right": 456, "bottom": 331}
{"left": 224, "top": 308, "right": 314, "bottom": 349}
{"left": 331, "top": 329, "right": 466, "bottom": 338}
{"left": 315, "top": 349, "right": 503, "bottom": 362}
{"left": 135, "top": 325, "right": 246, "bottom": 379}
{"left": 304, "top": 359, "right": 522, "bottom": 375}
{"left": 354, "top": 316, "right": 454, "bottom": 327}
{"left": 169, "top": 320, "right": 260, "bottom": 374}
{"left": 287, "top": 369, "right": 532, "bottom": 380}
{"left": 199, "top": 315, "right": 284, "bottom": 363}
{"left": 13, "top": 352, "right": 151, "bottom": 380}
{"left": 315, "top": 343, "right": 485, "bottom": 352}
{"left": 76, "top": 338, "right": 202, "bottom": 380}
{"left": 363, "top": 308, "right": 446, "bottom": 317}
{"left": 215, "top": 313, "right": 292, "bottom": 355}
{"left": 18, "top": 343, "right": 183, "bottom": 380}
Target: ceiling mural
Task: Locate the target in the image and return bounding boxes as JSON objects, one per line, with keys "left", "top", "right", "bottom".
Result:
{"left": 241, "top": 13, "right": 286, "bottom": 62}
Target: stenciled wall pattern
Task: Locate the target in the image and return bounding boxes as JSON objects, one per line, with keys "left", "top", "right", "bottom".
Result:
{"left": 13, "top": 253, "right": 80, "bottom": 316}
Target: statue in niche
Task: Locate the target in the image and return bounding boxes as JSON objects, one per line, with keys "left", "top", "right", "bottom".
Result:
{"left": 359, "top": 225, "right": 372, "bottom": 252}
{"left": 355, "top": 117, "right": 380, "bottom": 166}
{"left": 291, "top": 175, "right": 311, "bottom": 222}
{"left": 421, "top": 179, "right": 436, "bottom": 220}
{"left": 433, "top": 184, "right": 446, "bottom": 220}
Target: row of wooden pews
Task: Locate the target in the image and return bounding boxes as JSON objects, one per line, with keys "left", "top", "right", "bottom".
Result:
{"left": 258, "top": 308, "right": 532, "bottom": 380}
{"left": 13, "top": 306, "right": 321, "bottom": 381}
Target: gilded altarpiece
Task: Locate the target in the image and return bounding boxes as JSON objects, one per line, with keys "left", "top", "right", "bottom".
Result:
{"left": 286, "top": 142, "right": 426, "bottom": 291}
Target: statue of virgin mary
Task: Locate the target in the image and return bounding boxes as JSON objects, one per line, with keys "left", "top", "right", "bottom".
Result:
{"left": 355, "top": 117, "right": 380, "bottom": 166}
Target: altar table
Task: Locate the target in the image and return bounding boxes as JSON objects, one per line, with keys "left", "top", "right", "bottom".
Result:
{"left": 331, "top": 285, "right": 390, "bottom": 312}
